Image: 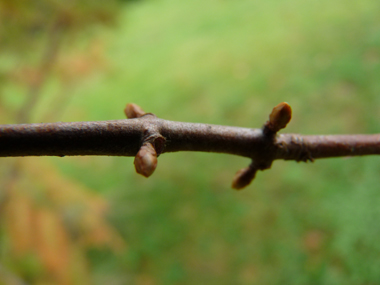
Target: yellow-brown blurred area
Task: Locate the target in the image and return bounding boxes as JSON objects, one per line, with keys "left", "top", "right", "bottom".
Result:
{"left": 0, "top": 1, "right": 125, "bottom": 284}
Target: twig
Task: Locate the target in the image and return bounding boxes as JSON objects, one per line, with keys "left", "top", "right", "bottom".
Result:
{"left": 0, "top": 103, "right": 379, "bottom": 189}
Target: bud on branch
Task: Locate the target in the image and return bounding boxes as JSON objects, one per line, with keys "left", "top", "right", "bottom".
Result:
{"left": 263, "top": 102, "right": 292, "bottom": 135}
{"left": 134, "top": 143, "right": 157, "bottom": 177}
{"left": 124, "top": 103, "right": 146, "bottom": 119}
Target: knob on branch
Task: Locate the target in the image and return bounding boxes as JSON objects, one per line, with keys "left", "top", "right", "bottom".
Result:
{"left": 232, "top": 102, "right": 292, "bottom": 190}
{"left": 125, "top": 103, "right": 166, "bottom": 178}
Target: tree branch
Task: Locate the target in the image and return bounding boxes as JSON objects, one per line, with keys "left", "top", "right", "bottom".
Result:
{"left": 0, "top": 103, "right": 379, "bottom": 189}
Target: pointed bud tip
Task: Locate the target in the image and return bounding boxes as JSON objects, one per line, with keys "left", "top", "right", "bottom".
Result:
{"left": 125, "top": 103, "right": 146, "bottom": 119}
{"left": 231, "top": 167, "right": 257, "bottom": 190}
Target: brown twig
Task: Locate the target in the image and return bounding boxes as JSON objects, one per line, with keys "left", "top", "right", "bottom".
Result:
{"left": 1, "top": 103, "right": 379, "bottom": 189}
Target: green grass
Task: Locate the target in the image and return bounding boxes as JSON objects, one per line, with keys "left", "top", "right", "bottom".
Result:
{"left": 41, "top": 0, "right": 380, "bottom": 283}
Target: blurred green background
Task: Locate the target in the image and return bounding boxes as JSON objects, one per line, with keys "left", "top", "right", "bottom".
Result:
{"left": 1, "top": 0, "right": 380, "bottom": 284}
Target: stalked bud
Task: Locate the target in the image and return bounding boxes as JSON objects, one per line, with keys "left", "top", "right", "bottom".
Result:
{"left": 268, "top": 102, "right": 292, "bottom": 132}
{"left": 124, "top": 103, "right": 146, "bottom": 119}
{"left": 231, "top": 166, "right": 257, "bottom": 190}
{"left": 134, "top": 143, "right": 157, "bottom": 177}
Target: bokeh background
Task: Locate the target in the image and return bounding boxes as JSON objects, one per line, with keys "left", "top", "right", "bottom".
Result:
{"left": 1, "top": 0, "right": 380, "bottom": 284}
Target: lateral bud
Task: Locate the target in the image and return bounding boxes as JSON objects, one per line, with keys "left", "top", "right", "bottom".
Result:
{"left": 134, "top": 143, "right": 158, "bottom": 177}
{"left": 232, "top": 166, "right": 257, "bottom": 190}
{"left": 265, "top": 102, "right": 292, "bottom": 134}
{"left": 124, "top": 103, "right": 146, "bottom": 119}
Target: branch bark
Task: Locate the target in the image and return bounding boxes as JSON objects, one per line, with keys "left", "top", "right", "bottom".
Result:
{"left": 1, "top": 103, "right": 379, "bottom": 189}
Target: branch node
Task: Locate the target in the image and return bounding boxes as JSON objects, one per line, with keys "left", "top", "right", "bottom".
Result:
{"left": 152, "top": 135, "right": 166, "bottom": 156}
{"left": 131, "top": 110, "right": 166, "bottom": 177}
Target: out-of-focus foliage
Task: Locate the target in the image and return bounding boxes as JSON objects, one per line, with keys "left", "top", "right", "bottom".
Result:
{"left": 0, "top": 0, "right": 121, "bottom": 124}
{"left": 1, "top": 0, "right": 380, "bottom": 284}
{"left": 0, "top": 0, "right": 127, "bottom": 284}
{"left": 0, "top": 0, "right": 117, "bottom": 52}
{"left": 3, "top": 159, "right": 125, "bottom": 284}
